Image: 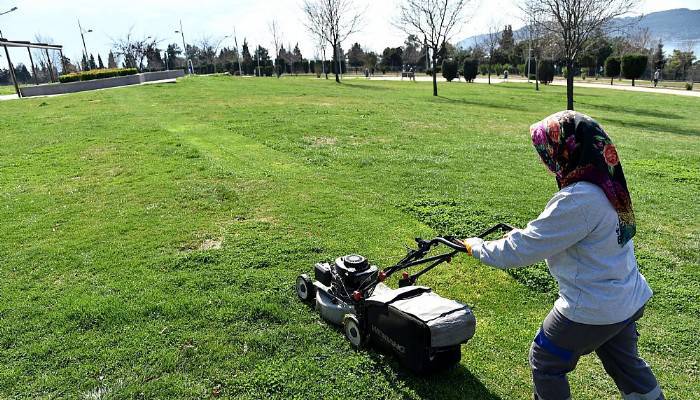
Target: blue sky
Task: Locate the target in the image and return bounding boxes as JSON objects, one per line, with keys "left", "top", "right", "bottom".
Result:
{"left": 0, "top": 0, "right": 698, "bottom": 68}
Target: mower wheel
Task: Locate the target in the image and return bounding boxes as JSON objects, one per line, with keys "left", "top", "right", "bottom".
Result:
{"left": 296, "top": 274, "right": 315, "bottom": 303}
{"left": 343, "top": 315, "right": 364, "bottom": 348}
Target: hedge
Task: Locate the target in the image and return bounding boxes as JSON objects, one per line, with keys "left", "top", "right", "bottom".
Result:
{"left": 59, "top": 68, "right": 138, "bottom": 83}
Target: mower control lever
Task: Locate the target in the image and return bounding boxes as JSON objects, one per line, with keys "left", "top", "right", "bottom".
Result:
{"left": 477, "top": 223, "right": 517, "bottom": 239}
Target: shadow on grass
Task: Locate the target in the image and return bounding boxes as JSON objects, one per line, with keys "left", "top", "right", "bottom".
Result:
{"left": 435, "top": 95, "right": 529, "bottom": 112}
{"left": 342, "top": 82, "right": 396, "bottom": 91}
{"left": 578, "top": 101, "right": 686, "bottom": 120}
{"left": 369, "top": 351, "right": 503, "bottom": 400}
{"left": 599, "top": 116, "right": 699, "bottom": 137}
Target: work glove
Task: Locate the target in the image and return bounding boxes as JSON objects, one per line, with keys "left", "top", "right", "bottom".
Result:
{"left": 460, "top": 237, "right": 483, "bottom": 257}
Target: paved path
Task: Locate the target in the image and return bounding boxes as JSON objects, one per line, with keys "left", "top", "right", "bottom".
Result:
{"left": 347, "top": 75, "right": 700, "bottom": 98}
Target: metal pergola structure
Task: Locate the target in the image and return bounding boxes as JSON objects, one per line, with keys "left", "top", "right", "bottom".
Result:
{"left": 1, "top": 38, "right": 63, "bottom": 98}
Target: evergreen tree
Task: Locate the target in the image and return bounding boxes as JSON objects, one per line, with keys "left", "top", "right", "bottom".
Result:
{"left": 60, "top": 55, "right": 78, "bottom": 74}
{"left": 499, "top": 25, "right": 514, "bottom": 62}
{"left": 381, "top": 47, "right": 403, "bottom": 72}
{"left": 347, "top": 43, "right": 365, "bottom": 68}
{"left": 14, "top": 64, "right": 32, "bottom": 83}
{"left": 241, "top": 39, "right": 253, "bottom": 75}
{"left": 621, "top": 54, "right": 649, "bottom": 86}
{"left": 293, "top": 43, "right": 303, "bottom": 62}
{"left": 403, "top": 35, "right": 422, "bottom": 67}
{"left": 605, "top": 56, "right": 621, "bottom": 85}
{"left": 108, "top": 51, "right": 118, "bottom": 69}
{"left": 166, "top": 44, "right": 182, "bottom": 69}
{"left": 462, "top": 58, "right": 479, "bottom": 82}
{"left": 654, "top": 41, "right": 666, "bottom": 70}
{"left": 81, "top": 54, "right": 89, "bottom": 71}
{"left": 292, "top": 43, "right": 303, "bottom": 74}
{"left": 98, "top": 54, "right": 105, "bottom": 69}
{"left": 89, "top": 54, "right": 97, "bottom": 70}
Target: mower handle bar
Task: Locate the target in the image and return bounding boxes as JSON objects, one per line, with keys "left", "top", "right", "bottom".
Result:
{"left": 418, "top": 223, "right": 517, "bottom": 253}
{"left": 375, "top": 223, "right": 517, "bottom": 286}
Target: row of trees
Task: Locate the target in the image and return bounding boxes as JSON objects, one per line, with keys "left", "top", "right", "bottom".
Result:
{"left": 5, "top": 0, "right": 697, "bottom": 107}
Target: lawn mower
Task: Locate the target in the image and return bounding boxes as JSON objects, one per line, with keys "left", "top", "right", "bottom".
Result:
{"left": 296, "top": 223, "right": 515, "bottom": 374}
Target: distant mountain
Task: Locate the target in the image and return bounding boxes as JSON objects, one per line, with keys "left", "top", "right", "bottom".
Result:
{"left": 458, "top": 8, "right": 700, "bottom": 54}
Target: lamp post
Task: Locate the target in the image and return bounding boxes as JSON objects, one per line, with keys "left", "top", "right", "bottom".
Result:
{"left": 175, "top": 20, "right": 190, "bottom": 74}
{"left": 77, "top": 19, "right": 93, "bottom": 70}
{"left": 233, "top": 27, "right": 242, "bottom": 76}
{"left": 0, "top": 6, "right": 18, "bottom": 38}
{"left": 256, "top": 44, "right": 261, "bottom": 76}
{"left": 213, "top": 35, "right": 230, "bottom": 74}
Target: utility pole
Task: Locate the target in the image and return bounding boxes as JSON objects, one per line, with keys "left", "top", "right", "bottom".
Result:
{"left": 234, "top": 27, "right": 242, "bottom": 76}
{"left": 213, "top": 35, "right": 230, "bottom": 74}
{"left": 175, "top": 20, "right": 190, "bottom": 74}
{"left": 256, "top": 45, "right": 260, "bottom": 76}
{"left": 77, "top": 19, "right": 92, "bottom": 70}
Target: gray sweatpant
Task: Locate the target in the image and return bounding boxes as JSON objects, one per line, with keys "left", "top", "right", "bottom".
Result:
{"left": 529, "top": 306, "right": 663, "bottom": 400}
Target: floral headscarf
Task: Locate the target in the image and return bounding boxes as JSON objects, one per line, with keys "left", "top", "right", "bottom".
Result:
{"left": 530, "top": 111, "right": 635, "bottom": 246}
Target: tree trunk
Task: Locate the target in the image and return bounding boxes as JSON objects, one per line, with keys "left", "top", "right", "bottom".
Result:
{"left": 488, "top": 62, "right": 491, "bottom": 84}
{"left": 611, "top": 76, "right": 613, "bottom": 85}
{"left": 535, "top": 57, "right": 539, "bottom": 91}
{"left": 432, "top": 56, "right": 438, "bottom": 96}
{"left": 333, "top": 44, "right": 340, "bottom": 83}
{"left": 632, "top": 78, "right": 635, "bottom": 87}
{"left": 566, "top": 61, "right": 575, "bottom": 110}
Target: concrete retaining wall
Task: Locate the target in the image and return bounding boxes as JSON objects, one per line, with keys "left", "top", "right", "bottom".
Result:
{"left": 19, "top": 70, "right": 185, "bottom": 98}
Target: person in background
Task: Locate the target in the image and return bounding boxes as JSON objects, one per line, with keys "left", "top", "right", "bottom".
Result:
{"left": 459, "top": 111, "right": 664, "bottom": 400}
{"left": 504, "top": 69, "right": 509, "bottom": 80}
{"left": 653, "top": 68, "right": 661, "bottom": 87}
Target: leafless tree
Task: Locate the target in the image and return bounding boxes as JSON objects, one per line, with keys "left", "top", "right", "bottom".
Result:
{"left": 316, "top": 36, "right": 329, "bottom": 79}
{"left": 196, "top": 36, "right": 217, "bottom": 69}
{"left": 111, "top": 28, "right": 158, "bottom": 71}
{"left": 482, "top": 24, "right": 502, "bottom": 85}
{"left": 521, "top": 0, "right": 639, "bottom": 110}
{"left": 302, "top": 0, "right": 363, "bottom": 83}
{"left": 269, "top": 19, "right": 283, "bottom": 59}
{"left": 32, "top": 34, "right": 62, "bottom": 79}
{"left": 396, "top": 0, "right": 474, "bottom": 96}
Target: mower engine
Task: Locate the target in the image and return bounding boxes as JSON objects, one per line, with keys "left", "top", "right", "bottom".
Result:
{"left": 307, "top": 254, "right": 378, "bottom": 325}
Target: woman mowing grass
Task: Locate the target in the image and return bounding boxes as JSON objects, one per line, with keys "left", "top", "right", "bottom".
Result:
{"left": 460, "top": 111, "right": 663, "bottom": 400}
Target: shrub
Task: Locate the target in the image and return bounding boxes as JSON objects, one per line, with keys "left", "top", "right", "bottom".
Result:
{"left": 581, "top": 67, "right": 589, "bottom": 80}
{"left": 442, "top": 60, "right": 459, "bottom": 82}
{"left": 605, "top": 56, "right": 621, "bottom": 85}
{"left": 621, "top": 54, "right": 649, "bottom": 86}
{"left": 538, "top": 60, "right": 555, "bottom": 84}
{"left": 686, "top": 81, "right": 694, "bottom": 91}
{"left": 59, "top": 68, "right": 138, "bottom": 83}
{"left": 462, "top": 58, "right": 479, "bottom": 83}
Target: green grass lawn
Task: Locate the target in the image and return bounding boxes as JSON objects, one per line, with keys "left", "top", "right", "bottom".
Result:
{"left": 0, "top": 84, "right": 19, "bottom": 95}
{"left": 1, "top": 76, "right": 697, "bottom": 399}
